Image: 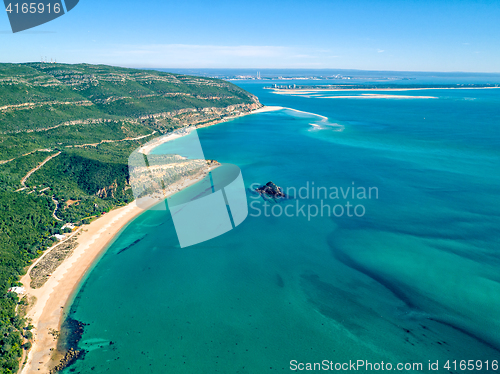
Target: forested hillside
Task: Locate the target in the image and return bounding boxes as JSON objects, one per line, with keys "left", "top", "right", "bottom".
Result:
{"left": 0, "top": 62, "right": 260, "bottom": 373}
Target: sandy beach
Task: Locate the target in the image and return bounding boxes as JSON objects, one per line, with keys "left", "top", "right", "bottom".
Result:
{"left": 233, "top": 105, "right": 324, "bottom": 120}
{"left": 20, "top": 201, "right": 150, "bottom": 373}
{"left": 321, "top": 94, "right": 438, "bottom": 99}
{"left": 194, "top": 105, "right": 284, "bottom": 131}
{"left": 132, "top": 105, "right": 282, "bottom": 156}
{"left": 246, "top": 105, "right": 284, "bottom": 113}
{"left": 137, "top": 128, "right": 193, "bottom": 155}
{"left": 17, "top": 109, "right": 237, "bottom": 373}
{"left": 20, "top": 166, "right": 218, "bottom": 373}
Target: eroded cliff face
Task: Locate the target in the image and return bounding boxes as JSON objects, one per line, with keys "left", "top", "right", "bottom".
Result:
{"left": 139, "top": 102, "right": 263, "bottom": 131}
{"left": 95, "top": 180, "right": 119, "bottom": 198}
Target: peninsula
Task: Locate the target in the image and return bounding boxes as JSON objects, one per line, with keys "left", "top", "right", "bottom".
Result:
{"left": 266, "top": 83, "right": 500, "bottom": 91}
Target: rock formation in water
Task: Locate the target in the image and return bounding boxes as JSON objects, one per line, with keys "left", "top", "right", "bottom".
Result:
{"left": 255, "top": 181, "right": 288, "bottom": 201}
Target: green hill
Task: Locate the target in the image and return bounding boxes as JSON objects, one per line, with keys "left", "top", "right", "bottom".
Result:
{"left": 0, "top": 62, "right": 261, "bottom": 373}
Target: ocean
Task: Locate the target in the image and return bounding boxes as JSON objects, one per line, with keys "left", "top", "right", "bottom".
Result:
{"left": 62, "top": 73, "right": 500, "bottom": 373}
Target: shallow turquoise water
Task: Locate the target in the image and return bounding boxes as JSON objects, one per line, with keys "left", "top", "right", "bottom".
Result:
{"left": 63, "top": 81, "right": 500, "bottom": 373}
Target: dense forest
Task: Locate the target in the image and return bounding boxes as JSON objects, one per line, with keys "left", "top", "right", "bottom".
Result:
{"left": 0, "top": 62, "right": 260, "bottom": 373}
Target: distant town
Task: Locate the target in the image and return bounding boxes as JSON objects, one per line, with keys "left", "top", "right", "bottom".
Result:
{"left": 227, "top": 72, "right": 355, "bottom": 81}
{"left": 191, "top": 71, "right": 419, "bottom": 82}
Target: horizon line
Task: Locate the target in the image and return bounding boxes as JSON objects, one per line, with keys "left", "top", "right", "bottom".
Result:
{"left": 2, "top": 61, "right": 500, "bottom": 75}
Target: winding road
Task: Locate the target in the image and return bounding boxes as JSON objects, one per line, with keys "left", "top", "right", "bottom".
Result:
{"left": 20, "top": 152, "right": 61, "bottom": 187}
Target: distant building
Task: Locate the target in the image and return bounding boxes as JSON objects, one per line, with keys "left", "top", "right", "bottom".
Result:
{"left": 8, "top": 287, "right": 25, "bottom": 295}
{"left": 62, "top": 223, "right": 76, "bottom": 231}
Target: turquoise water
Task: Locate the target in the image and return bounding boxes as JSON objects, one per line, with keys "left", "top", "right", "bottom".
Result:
{"left": 63, "top": 81, "right": 500, "bottom": 373}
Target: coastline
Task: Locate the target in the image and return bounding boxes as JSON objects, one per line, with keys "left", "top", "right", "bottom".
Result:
{"left": 245, "top": 105, "right": 284, "bottom": 114}
{"left": 195, "top": 105, "right": 284, "bottom": 129}
{"left": 18, "top": 105, "right": 278, "bottom": 374}
{"left": 20, "top": 201, "right": 151, "bottom": 374}
{"left": 270, "top": 86, "right": 500, "bottom": 94}
{"left": 321, "top": 94, "right": 438, "bottom": 99}
{"left": 20, "top": 167, "right": 220, "bottom": 374}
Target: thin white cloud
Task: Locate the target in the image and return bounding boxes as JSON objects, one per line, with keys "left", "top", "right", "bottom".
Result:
{"left": 108, "top": 44, "right": 288, "bottom": 58}
{"left": 377, "top": 49, "right": 385, "bottom": 53}
{"left": 90, "top": 44, "right": 337, "bottom": 68}
{"left": 292, "top": 54, "right": 317, "bottom": 58}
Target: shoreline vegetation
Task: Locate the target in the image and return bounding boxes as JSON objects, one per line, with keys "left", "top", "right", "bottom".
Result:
{"left": 17, "top": 104, "right": 284, "bottom": 374}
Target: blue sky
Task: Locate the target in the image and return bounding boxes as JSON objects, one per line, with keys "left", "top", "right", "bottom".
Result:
{"left": 1, "top": 0, "right": 499, "bottom": 72}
